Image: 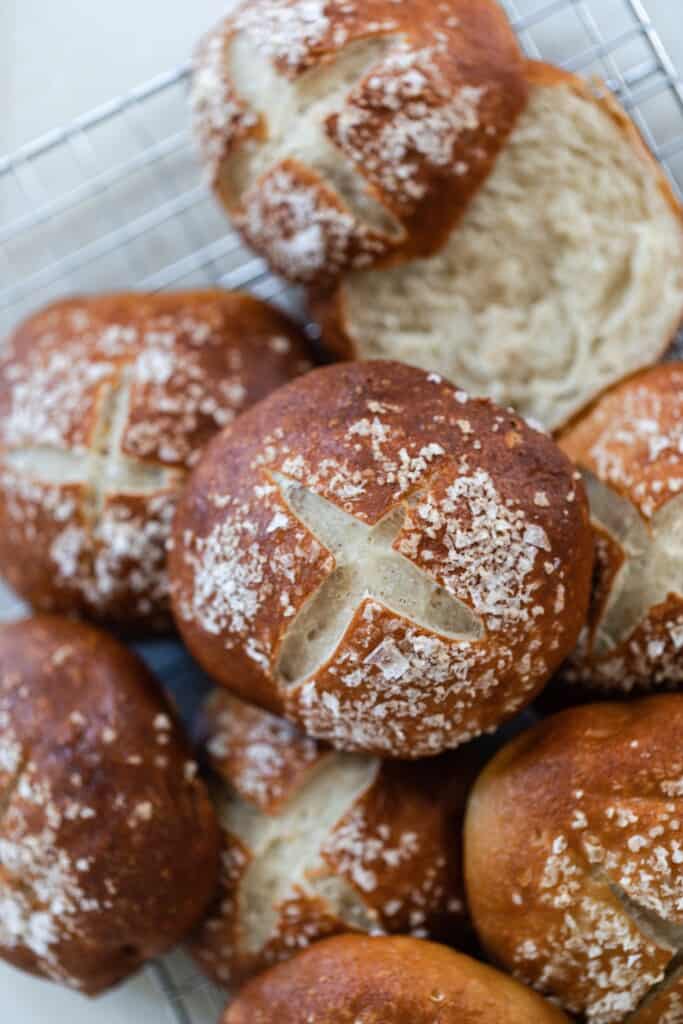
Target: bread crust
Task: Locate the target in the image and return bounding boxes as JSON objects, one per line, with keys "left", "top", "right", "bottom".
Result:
{"left": 170, "top": 360, "right": 592, "bottom": 758}
{"left": 0, "top": 291, "right": 311, "bottom": 632}
{"left": 198, "top": 689, "right": 324, "bottom": 815}
{"left": 0, "top": 615, "right": 220, "bottom": 995}
{"left": 558, "top": 363, "right": 683, "bottom": 693}
{"left": 464, "top": 697, "right": 683, "bottom": 1023}
{"left": 222, "top": 934, "right": 570, "bottom": 1023}
{"left": 191, "top": 692, "right": 471, "bottom": 987}
{"left": 313, "top": 60, "right": 683, "bottom": 431}
{"left": 193, "top": 0, "right": 528, "bottom": 285}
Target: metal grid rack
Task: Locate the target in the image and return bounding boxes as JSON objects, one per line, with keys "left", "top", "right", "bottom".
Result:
{"left": 1, "top": 1, "right": 683, "bottom": 1021}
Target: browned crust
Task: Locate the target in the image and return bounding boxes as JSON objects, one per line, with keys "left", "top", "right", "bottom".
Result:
{"left": 0, "top": 615, "right": 220, "bottom": 995}
{"left": 311, "top": 283, "right": 355, "bottom": 361}
{"left": 632, "top": 970, "right": 683, "bottom": 1024}
{"left": 193, "top": 0, "right": 528, "bottom": 286}
{"left": 190, "top": 695, "right": 473, "bottom": 987}
{"left": 229, "top": 157, "right": 401, "bottom": 286}
{"left": 193, "top": 863, "right": 366, "bottom": 990}
{"left": 312, "top": 61, "right": 683, "bottom": 421}
{"left": 561, "top": 592, "right": 683, "bottom": 697}
{"left": 199, "top": 689, "right": 328, "bottom": 814}
{"left": 170, "top": 360, "right": 593, "bottom": 758}
{"left": 559, "top": 362, "right": 683, "bottom": 518}
{"left": 0, "top": 291, "right": 312, "bottom": 632}
{"left": 558, "top": 363, "right": 683, "bottom": 694}
{"left": 464, "top": 697, "right": 683, "bottom": 1021}
{"left": 321, "top": 752, "right": 472, "bottom": 938}
{"left": 222, "top": 935, "right": 570, "bottom": 1023}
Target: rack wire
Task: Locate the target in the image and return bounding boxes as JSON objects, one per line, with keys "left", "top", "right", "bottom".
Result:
{"left": 2, "top": 0, "right": 683, "bottom": 1021}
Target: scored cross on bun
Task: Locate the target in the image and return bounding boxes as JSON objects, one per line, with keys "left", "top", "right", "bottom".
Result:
{"left": 192, "top": 0, "right": 528, "bottom": 285}
{"left": 316, "top": 62, "right": 683, "bottom": 431}
{"left": 191, "top": 692, "right": 471, "bottom": 988}
{"left": 559, "top": 363, "right": 683, "bottom": 694}
{"left": 0, "top": 291, "right": 311, "bottom": 632}
{"left": 465, "top": 696, "right": 683, "bottom": 1024}
{"left": 222, "top": 935, "right": 571, "bottom": 1024}
{"left": 170, "top": 361, "right": 593, "bottom": 758}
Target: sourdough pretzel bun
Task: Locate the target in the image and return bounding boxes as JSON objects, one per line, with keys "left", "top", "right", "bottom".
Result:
{"left": 0, "top": 616, "right": 220, "bottom": 995}
{"left": 223, "top": 934, "right": 570, "bottom": 1023}
{"left": 192, "top": 0, "right": 528, "bottom": 286}
{"left": 191, "top": 692, "right": 470, "bottom": 987}
{"left": 316, "top": 61, "right": 683, "bottom": 431}
{"left": 170, "top": 361, "right": 593, "bottom": 758}
{"left": 559, "top": 363, "right": 683, "bottom": 694}
{"left": 464, "top": 696, "right": 683, "bottom": 1024}
{"left": 0, "top": 291, "right": 311, "bottom": 631}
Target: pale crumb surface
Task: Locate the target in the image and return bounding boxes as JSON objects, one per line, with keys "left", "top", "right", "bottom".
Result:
{"left": 342, "top": 79, "right": 683, "bottom": 429}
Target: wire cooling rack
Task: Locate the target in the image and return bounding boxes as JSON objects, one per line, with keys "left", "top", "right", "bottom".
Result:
{"left": 1, "top": 1, "right": 683, "bottom": 1022}
{"left": 2, "top": 0, "right": 683, "bottom": 343}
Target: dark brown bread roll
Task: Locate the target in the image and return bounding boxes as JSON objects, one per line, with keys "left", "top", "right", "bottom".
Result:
{"left": 191, "top": 692, "right": 471, "bottom": 987}
{"left": 192, "top": 0, "right": 528, "bottom": 285}
{"left": 222, "top": 935, "right": 571, "bottom": 1023}
{"left": 0, "top": 291, "right": 311, "bottom": 632}
{"left": 0, "top": 616, "right": 220, "bottom": 995}
{"left": 559, "top": 363, "right": 683, "bottom": 695}
{"left": 170, "top": 360, "right": 593, "bottom": 758}
{"left": 465, "top": 696, "right": 683, "bottom": 1024}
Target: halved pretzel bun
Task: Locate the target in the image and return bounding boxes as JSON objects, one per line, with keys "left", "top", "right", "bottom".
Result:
{"left": 190, "top": 692, "right": 470, "bottom": 988}
{"left": 315, "top": 62, "right": 683, "bottom": 431}
{"left": 465, "top": 696, "right": 683, "bottom": 1024}
{"left": 558, "top": 362, "right": 683, "bottom": 694}
{"left": 192, "top": 0, "right": 528, "bottom": 285}
{"left": 170, "top": 361, "right": 593, "bottom": 758}
{"left": 0, "top": 291, "right": 311, "bottom": 631}
{"left": 222, "top": 935, "right": 570, "bottom": 1023}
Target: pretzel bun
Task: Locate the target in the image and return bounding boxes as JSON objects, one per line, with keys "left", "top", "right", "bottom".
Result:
{"left": 557, "top": 363, "right": 683, "bottom": 694}
{"left": 464, "top": 696, "right": 683, "bottom": 1024}
{"left": 222, "top": 934, "right": 570, "bottom": 1023}
{"left": 192, "top": 0, "right": 527, "bottom": 286}
{"left": 0, "top": 616, "right": 220, "bottom": 995}
{"left": 170, "top": 361, "right": 592, "bottom": 758}
{"left": 191, "top": 692, "right": 470, "bottom": 987}
{"left": 0, "top": 291, "right": 311, "bottom": 632}
{"left": 315, "top": 61, "right": 683, "bottom": 431}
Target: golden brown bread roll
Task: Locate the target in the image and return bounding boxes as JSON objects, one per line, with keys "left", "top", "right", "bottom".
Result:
{"left": 464, "top": 696, "right": 683, "bottom": 1024}
{"left": 0, "top": 616, "right": 220, "bottom": 995}
{"left": 192, "top": 0, "right": 528, "bottom": 285}
{"left": 222, "top": 934, "right": 571, "bottom": 1023}
{"left": 0, "top": 291, "right": 311, "bottom": 632}
{"left": 559, "top": 363, "right": 683, "bottom": 694}
{"left": 170, "top": 360, "right": 593, "bottom": 758}
{"left": 191, "top": 692, "right": 471, "bottom": 987}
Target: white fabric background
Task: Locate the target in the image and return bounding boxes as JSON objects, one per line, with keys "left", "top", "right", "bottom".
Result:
{"left": 1, "top": 0, "right": 682, "bottom": 1021}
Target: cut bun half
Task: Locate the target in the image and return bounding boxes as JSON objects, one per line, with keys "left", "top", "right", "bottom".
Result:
{"left": 316, "top": 62, "right": 683, "bottom": 431}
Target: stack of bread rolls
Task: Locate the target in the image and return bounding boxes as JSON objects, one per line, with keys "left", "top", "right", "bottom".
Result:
{"left": 0, "top": 289, "right": 314, "bottom": 997}
{"left": 1, "top": 0, "right": 683, "bottom": 1022}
